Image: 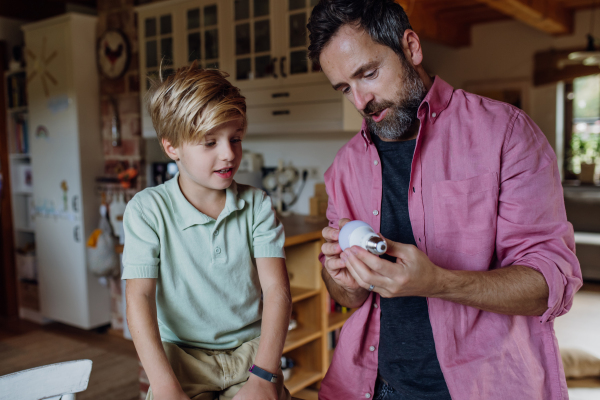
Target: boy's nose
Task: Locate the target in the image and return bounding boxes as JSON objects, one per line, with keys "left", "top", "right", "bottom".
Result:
{"left": 220, "top": 143, "right": 236, "bottom": 161}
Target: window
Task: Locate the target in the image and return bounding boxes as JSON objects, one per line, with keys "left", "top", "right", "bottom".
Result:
{"left": 565, "top": 75, "right": 600, "bottom": 181}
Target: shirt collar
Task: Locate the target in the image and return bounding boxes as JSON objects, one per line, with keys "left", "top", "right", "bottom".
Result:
{"left": 360, "top": 76, "right": 454, "bottom": 148}
{"left": 166, "top": 173, "right": 246, "bottom": 230}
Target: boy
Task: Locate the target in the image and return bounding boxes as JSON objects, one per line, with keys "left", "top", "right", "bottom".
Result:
{"left": 122, "top": 64, "right": 292, "bottom": 400}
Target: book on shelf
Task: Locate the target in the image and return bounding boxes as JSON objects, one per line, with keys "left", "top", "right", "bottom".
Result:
{"left": 12, "top": 113, "right": 28, "bottom": 154}
{"left": 6, "top": 71, "right": 27, "bottom": 109}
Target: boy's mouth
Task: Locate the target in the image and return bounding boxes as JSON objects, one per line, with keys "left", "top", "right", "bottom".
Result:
{"left": 215, "top": 168, "right": 234, "bottom": 178}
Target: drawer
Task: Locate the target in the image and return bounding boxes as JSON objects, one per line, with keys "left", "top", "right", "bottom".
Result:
{"left": 243, "top": 83, "right": 342, "bottom": 107}
{"left": 246, "top": 101, "right": 343, "bottom": 134}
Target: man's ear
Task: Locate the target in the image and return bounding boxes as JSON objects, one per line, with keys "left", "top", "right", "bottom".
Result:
{"left": 402, "top": 29, "right": 423, "bottom": 67}
{"left": 161, "top": 138, "right": 180, "bottom": 161}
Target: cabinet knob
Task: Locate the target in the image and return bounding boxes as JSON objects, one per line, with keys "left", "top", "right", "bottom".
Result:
{"left": 272, "top": 110, "right": 290, "bottom": 116}
{"left": 72, "top": 195, "right": 79, "bottom": 212}
{"left": 73, "top": 226, "right": 81, "bottom": 242}
{"left": 271, "top": 92, "right": 290, "bottom": 98}
{"left": 271, "top": 57, "right": 278, "bottom": 78}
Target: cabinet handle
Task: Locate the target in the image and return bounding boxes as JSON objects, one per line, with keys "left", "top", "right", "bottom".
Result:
{"left": 271, "top": 92, "right": 289, "bottom": 98}
{"left": 73, "top": 226, "right": 81, "bottom": 242}
{"left": 280, "top": 56, "right": 287, "bottom": 78}
{"left": 72, "top": 195, "right": 79, "bottom": 212}
{"left": 271, "top": 57, "right": 278, "bottom": 78}
{"left": 272, "top": 110, "right": 290, "bottom": 116}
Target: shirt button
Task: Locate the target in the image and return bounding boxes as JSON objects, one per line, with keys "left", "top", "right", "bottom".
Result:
{"left": 374, "top": 160, "right": 379, "bottom": 166}
{"left": 365, "top": 394, "right": 371, "bottom": 399}
{"left": 215, "top": 247, "right": 221, "bottom": 254}
{"left": 369, "top": 346, "right": 375, "bottom": 351}
{"left": 431, "top": 112, "right": 437, "bottom": 118}
{"left": 213, "top": 230, "right": 218, "bottom": 236}
{"left": 373, "top": 210, "right": 379, "bottom": 216}
{"left": 373, "top": 303, "right": 378, "bottom": 308}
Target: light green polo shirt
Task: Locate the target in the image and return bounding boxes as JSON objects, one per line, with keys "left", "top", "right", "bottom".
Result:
{"left": 122, "top": 174, "right": 285, "bottom": 349}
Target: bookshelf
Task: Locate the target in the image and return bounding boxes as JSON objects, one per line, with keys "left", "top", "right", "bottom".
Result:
{"left": 3, "top": 69, "right": 41, "bottom": 323}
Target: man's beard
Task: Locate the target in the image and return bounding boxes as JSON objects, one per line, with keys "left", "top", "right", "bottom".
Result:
{"left": 365, "top": 60, "right": 427, "bottom": 141}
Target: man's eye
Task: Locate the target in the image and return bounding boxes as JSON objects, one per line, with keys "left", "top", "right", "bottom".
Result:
{"left": 342, "top": 87, "right": 351, "bottom": 95}
{"left": 365, "top": 70, "right": 377, "bottom": 78}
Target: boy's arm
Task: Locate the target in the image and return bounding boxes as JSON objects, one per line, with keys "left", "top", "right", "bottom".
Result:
{"left": 234, "top": 257, "right": 291, "bottom": 400}
{"left": 126, "top": 278, "right": 189, "bottom": 400}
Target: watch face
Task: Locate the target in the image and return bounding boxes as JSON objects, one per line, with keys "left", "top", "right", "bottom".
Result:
{"left": 98, "top": 30, "right": 130, "bottom": 79}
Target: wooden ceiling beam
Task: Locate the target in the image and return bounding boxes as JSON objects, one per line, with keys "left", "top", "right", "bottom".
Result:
{"left": 397, "top": 0, "right": 472, "bottom": 47}
{"left": 476, "top": 0, "right": 573, "bottom": 34}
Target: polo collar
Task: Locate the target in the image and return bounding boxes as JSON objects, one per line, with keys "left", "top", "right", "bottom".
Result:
{"left": 360, "top": 76, "right": 454, "bottom": 148}
{"left": 166, "top": 173, "right": 246, "bottom": 230}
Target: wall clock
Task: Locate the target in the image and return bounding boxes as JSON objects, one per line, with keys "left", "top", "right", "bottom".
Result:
{"left": 97, "top": 30, "right": 131, "bottom": 79}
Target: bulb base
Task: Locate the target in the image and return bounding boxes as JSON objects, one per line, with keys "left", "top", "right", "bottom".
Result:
{"left": 365, "top": 237, "right": 387, "bottom": 255}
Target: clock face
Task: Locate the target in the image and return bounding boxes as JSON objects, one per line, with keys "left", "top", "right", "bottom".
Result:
{"left": 98, "top": 30, "right": 130, "bottom": 79}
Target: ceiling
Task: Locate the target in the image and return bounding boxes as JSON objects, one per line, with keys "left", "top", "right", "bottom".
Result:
{"left": 2, "top": 0, "right": 600, "bottom": 47}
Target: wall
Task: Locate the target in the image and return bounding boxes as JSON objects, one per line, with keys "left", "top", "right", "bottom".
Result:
{"left": 0, "top": 17, "right": 25, "bottom": 60}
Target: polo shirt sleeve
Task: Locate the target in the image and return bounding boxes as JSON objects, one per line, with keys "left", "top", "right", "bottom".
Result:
{"left": 496, "top": 110, "right": 582, "bottom": 323}
{"left": 121, "top": 197, "right": 160, "bottom": 279}
{"left": 252, "top": 191, "right": 285, "bottom": 259}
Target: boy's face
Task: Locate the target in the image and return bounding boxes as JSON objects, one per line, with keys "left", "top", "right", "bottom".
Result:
{"left": 165, "top": 119, "right": 245, "bottom": 195}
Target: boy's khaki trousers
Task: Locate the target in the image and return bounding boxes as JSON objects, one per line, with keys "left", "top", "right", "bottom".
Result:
{"left": 146, "top": 337, "right": 291, "bottom": 400}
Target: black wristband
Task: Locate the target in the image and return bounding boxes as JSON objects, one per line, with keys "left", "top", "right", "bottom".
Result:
{"left": 248, "top": 364, "right": 278, "bottom": 383}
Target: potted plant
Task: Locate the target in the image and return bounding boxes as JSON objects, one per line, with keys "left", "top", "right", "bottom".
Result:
{"left": 570, "top": 131, "right": 599, "bottom": 183}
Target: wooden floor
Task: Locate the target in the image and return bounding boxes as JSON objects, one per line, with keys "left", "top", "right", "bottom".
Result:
{"left": 0, "top": 319, "right": 139, "bottom": 400}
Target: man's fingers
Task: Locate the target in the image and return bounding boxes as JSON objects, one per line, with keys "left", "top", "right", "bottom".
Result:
{"left": 322, "top": 226, "right": 340, "bottom": 242}
{"left": 338, "top": 218, "right": 351, "bottom": 229}
{"left": 321, "top": 241, "right": 342, "bottom": 256}
{"left": 380, "top": 234, "right": 412, "bottom": 260}
{"left": 342, "top": 248, "right": 387, "bottom": 289}
{"left": 325, "top": 256, "right": 346, "bottom": 271}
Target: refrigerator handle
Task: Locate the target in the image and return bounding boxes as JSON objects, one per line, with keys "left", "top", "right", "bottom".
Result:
{"left": 73, "top": 226, "right": 81, "bottom": 242}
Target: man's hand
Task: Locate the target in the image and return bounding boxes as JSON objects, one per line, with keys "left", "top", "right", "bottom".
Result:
{"left": 341, "top": 236, "right": 444, "bottom": 298}
{"left": 232, "top": 374, "right": 278, "bottom": 400}
{"left": 321, "top": 218, "right": 363, "bottom": 291}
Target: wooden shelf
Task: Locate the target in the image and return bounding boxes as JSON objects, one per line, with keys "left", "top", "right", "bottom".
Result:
{"left": 9, "top": 153, "right": 30, "bottom": 159}
{"left": 7, "top": 106, "right": 27, "bottom": 113}
{"left": 284, "top": 326, "right": 321, "bottom": 353}
{"left": 327, "top": 309, "right": 356, "bottom": 332}
{"left": 290, "top": 286, "right": 320, "bottom": 303}
{"left": 285, "top": 368, "right": 322, "bottom": 395}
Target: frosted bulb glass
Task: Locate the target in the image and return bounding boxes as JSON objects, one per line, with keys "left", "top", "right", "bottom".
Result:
{"left": 339, "top": 220, "right": 387, "bottom": 255}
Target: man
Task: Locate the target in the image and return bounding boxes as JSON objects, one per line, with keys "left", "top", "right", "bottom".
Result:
{"left": 307, "top": 1, "right": 582, "bottom": 399}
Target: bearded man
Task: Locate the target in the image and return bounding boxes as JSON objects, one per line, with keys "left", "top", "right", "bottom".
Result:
{"left": 308, "top": 1, "right": 582, "bottom": 399}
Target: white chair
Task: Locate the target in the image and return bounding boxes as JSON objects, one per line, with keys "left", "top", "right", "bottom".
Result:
{"left": 0, "top": 359, "right": 92, "bottom": 400}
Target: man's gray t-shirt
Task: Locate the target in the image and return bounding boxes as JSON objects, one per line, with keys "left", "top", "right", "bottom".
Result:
{"left": 372, "top": 134, "right": 451, "bottom": 399}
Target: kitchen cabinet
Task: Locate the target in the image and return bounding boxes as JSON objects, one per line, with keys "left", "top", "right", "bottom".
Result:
{"left": 23, "top": 13, "right": 110, "bottom": 329}
{"left": 136, "top": 0, "right": 362, "bottom": 137}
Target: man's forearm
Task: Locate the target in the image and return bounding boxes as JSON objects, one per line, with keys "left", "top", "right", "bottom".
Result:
{"left": 322, "top": 268, "right": 370, "bottom": 309}
{"left": 434, "top": 265, "right": 549, "bottom": 316}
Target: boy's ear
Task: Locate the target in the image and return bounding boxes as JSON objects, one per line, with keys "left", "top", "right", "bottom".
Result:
{"left": 161, "top": 138, "right": 180, "bottom": 161}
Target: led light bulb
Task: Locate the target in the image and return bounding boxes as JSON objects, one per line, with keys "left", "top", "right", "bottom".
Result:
{"left": 339, "top": 220, "right": 387, "bottom": 255}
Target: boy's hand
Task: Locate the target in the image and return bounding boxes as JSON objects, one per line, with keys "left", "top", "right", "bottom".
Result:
{"left": 232, "top": 374, "right": 279, "bottom": 400}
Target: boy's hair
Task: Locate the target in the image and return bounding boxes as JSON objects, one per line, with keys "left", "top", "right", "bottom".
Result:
{"left": 307, "top": 0, "right": 412, "bottom": 63}
{"left": 146, "top": 62, "right": 246, "bottom": 150}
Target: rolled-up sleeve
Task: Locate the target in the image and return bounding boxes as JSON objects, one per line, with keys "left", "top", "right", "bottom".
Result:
{"left": 121, "top": 198, "right": 160, "bottom": 279}
{"left": 319, "top": 163, "right": 341, "bottom": 267}
{"left": 496, "top": 111, "right": 582, "bottom": 323}
{"left": 252, "top": 191, "right": 285, "bottom": 259}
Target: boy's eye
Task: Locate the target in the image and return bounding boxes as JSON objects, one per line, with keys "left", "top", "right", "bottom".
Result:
{"left": 204, "top": 141, "right": 216, "bottom": 147}
{"left": 231, "top": 138, "right": 242, "bottom": 144}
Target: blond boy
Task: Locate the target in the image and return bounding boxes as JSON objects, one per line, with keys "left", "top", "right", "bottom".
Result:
{"left": 122, "top": 64, "right": 292, "bottom": 400}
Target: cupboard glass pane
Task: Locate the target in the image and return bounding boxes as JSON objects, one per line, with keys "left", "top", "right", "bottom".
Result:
{"left": 205, "top": 29, "right": 219, "bottom": 60}
{"left": 254, "top": 20, "right": 270, "bottom": 53}
{"left": 187, "top": 8, "right": 200, "bottom": 30}
{"left": 310, "top": 0, "right": 319, "bottom": 6}
{"left": 146, "top": 40, "right": 157, "bottom": 68}
{"left": 254, "top": 0, "right": 269, "bottom": 17}
{"left": 235, "top": 0, "right": 250, "bottom": 20}
{"left": 235, "top": 23, "right": 251, "bottom": 55}
{"left": 160, "top": 14, "right": 172, "bottom": 34}
{"left": 255, "top": 55, "right": 271, "bottom": 78}
{"left": 188, "top": 32, "right": 201, "bottom": 62}
{"left": 161, "top": 37, "right": 173, "bottom": 65}
{"left": 204, "top": 5, "right": 217, "bottom": 26}
{"left": 289, "top": 13, "right": 306, "bottom": 48}
{"left": 290, "top": 50, "right": 308, "bottom": 74}
{"left": 145, "top": 18, "right": 156, "bottom": 37}
{"left": 289, "top": 0, "right": 304, "bottom": 10}
{"left": 206, "top": 61, "right": 219, "bottom": 69}
{"left": 236, "top": 58, "right": 251, "bottom": 80}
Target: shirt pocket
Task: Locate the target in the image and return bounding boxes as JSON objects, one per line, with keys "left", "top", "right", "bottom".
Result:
{"left": 432, "top": 172, "right": 499, "bottom": 256}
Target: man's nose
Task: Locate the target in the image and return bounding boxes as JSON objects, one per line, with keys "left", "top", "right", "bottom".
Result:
{"left": 354, "top": 89, "right": 374, "bottom": 113}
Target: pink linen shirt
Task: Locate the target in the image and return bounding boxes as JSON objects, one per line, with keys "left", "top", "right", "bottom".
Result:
{"left": 319, "top": 77, "right": 582, "bottom": 400}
